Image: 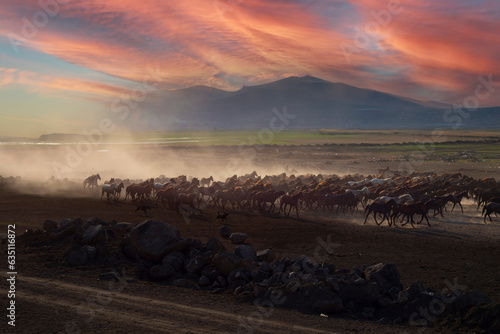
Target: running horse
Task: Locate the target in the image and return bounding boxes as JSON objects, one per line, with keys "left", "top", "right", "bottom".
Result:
{"left": 83, "top": 174, "right": 101, "bottom": 190}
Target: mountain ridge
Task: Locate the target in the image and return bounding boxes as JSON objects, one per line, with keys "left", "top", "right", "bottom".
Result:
{"left": 131, "top": 75, "right": 500, "bottom": 130}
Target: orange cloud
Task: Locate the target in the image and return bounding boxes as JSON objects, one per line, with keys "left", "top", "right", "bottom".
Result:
{"left": 0, "top": 0, "right": 499, "bottom": 106}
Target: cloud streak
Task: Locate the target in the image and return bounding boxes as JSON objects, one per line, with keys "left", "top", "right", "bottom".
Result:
{"left": 0, "top": 0, "right": 499, "bottom": 106}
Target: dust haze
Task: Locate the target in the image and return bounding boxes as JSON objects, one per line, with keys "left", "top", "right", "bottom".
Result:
{"left": 0, "top": 141, "right": 340, "bottom": 195}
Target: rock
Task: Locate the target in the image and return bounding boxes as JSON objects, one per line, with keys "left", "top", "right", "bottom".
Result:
{"left": 150, "top": 263, "right": 176, "bottom": 280}
{"left": 272, "top": 259, "right": 285, "bottom": 275}
{"left": 66, "top": 249, "right": 88, "bottom": 267}
{"left": 253, "top": 270, "right": 270, "bottom": 283}
{"left": 81, "top": 225, "right": 107, "bottom": 245}
{"left": 235, "top": 245, "right": 256, "bottom": 260}
{"left": 128, "top": 220, "right": 184, "bottom": 262}
{"left": 219, "top": 225, "right": 232, "bottom": 239}
{"left": 198, "top": 276, "right": 211, "bottom": 287}
{"left": 115, "top": 222, "right": 133, "bottom": 230}
{"left": 313, "top": 294, "right": 344, "bottom": 314}
{"left": 43, "top": 220, "right": 58, "bottom": 232}
{"left": 259, "top": 261, "right": 272, "bottom": 273}
{"left": 338, "top": 280, "right": 380, "bottom": 306}
{"left": 81, "top": 245, "right": 97, "bottom": 259}
{"left": 185, "top": 256, "right": 210, "bottom": 274}
{"left": 205, "top": 237, "right": 225, "bottom": 253}
{"left": 256, "top": 249, "right": 275, "bottom": 263}
{"left": 162, "top": 253, "right": 184, "bottom": 272}
{"left": 216, "top": 276, "right": 227, "bottom": 288}
{"left": 212, "top": 251, "right": 242, "bottom": 276}
{"left": 59, "top": 218, "right": 73, "bottom": 228}
{"left": 51, "top": 219, "right": 79, "bottom": 241}
{"left": 326, "top": 277, "right": 340, "bottom": 292}
{"left": 365, "top": 263, "right": 401, "bottom": 296}
{"left": 230, "top": 233, "right": 248, "bottom": 245}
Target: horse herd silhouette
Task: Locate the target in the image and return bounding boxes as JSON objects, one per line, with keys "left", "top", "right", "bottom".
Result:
{"left": 82, "top": 172, "right": 500, "bottom": 225}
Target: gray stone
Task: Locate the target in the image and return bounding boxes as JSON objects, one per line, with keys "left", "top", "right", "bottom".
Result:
{"left": 59, "top": 218, "right": 73, "bottom": 228}
{"left": 272, "top": 259, "right": 285, "bottom": 275}
{"left": 253, "top": 270, "right": 270, "bottom": 283}
{"left": 230, "top": 232, "right": 248, "bottom": 245}
{"left": 185, "top": 256, "right": 210, "bottom": 274}
{"left": 51, "top": 220, "right": 79, "bottom": 241}
{"left": 365, "top": 263, "right": 401, "bottom": 296}
{"left": 162, "top": 254, "right": 184, "bottom": 272}
{"left": 66, "top": 249, "right": 88, "bottom": 267}
{"left": 198, "top": 276, "right": 211, "bottom": 287}
{"left": 115, "top": 222, "right": 133, "bottom": 230}
{"left": 81, "top": 245, "right": 97, "bottom": 259}
{"left": 212, "top": 251, "right": 242, "bottom": 276}
{"left": 205, "top": 237, "right": 225, "bottom": 253}
{"left": 150, "top": 263, "right": 176, "bottom": 280}
{"left": 128, "top": 220, "right": 184, "bottom": 262}
{"left": 235, "top": 245, "right": 256, "bottom": 260}
{"left": 43, "top": 220, "right": 58, "bottom": 232}
{"left": 256, "top": 249, "right": 275, "bottom": 263}
{"left": 81, "top": 225, "right": 107, "bottom": 245}
{"left": 259, "top": 261, "right": 272, "bottom": 273}
{"left": 219, "top": 225, "right": 232, "bottom": 239}
{"left": 465, "top": 291, "right": 491, "bottom": 305}
{"left": 217, "top": 276, "right": 227, "bottom": 288}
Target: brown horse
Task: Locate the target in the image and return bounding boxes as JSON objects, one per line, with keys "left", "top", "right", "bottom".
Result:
{"left": 280, "top": 192, "right": 304, "bottom": 217}
{"left": 363, "top": 199, "right": 397, "bottom": 226}
{"left": 252, "top": 191, "right": 285, "bottom": 213}
{"left": 200, "top": 176, "right": 213, "bottom": 186}
{"left": 483, "top": 202, "right": 500, "bottom": 223}
{"left": 83, "top": 174, "right": 100, "bottom": 190}
{"left": 155, "top": 187, "right": 177, "bottom": 209}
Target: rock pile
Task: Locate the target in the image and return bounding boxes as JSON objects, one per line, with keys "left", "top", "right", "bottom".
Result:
{"left": 19, "top": 218, "right": 499, "bottom": 332}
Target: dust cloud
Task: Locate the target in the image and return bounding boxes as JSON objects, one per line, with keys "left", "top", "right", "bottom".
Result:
{"left": 0, "top": 141, "right": 339, "bottom": 196}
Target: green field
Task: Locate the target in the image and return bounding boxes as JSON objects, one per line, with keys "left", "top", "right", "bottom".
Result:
{"left": 130, "top": 129, "right": 500, "bottom": 146}
{"left": 126, "top": 129, "right": 500, "bottom": 163}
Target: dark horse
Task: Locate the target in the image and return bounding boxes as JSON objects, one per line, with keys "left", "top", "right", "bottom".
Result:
{"left": 363, "top": 199, "right": 397, "bottom": 226}
{"left": 83, "top": 174, "right": 101, "bottom": 190}
{"left": 279, "top": 192, "right": 304, "bottom": 217}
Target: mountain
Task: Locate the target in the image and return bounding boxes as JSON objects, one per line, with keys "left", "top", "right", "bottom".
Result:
{"left": 130, "top": 76, "right": 500, "bottom": 130}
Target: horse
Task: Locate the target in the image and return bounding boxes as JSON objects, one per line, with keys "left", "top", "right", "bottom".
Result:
{"left": 101, "top": 182, "right": 123, "bottom": 201}
{"left": 175, "top": 193, "right": 200, "bottom": 212}
{"left": 112, "top": 182, "right": 124, "bottom": 199}
{"left": 363, "top": 199, "right": 397, "bottom": 226}
{"left": 200, "top": 176, "right": 214, "bottom": 187}
{"left": 393, "top": 201, "right": 431, "bottom": 227}
{"left": 155, "top": 187, "right": 177, "bottom": 209}
{"left": 252, "top": 191, "right": 285, "bottom": 213}
{"left": 83, "top": 174, "right": 100, "bottom": 190}
{"left": 444, "top": 191, "right": 469, "bottom": 213}
{"left": 482, "top": 202, "right": 500, "bottom": 223}
{"left": 279, "top": 192, "right": 304, "bottom": 217}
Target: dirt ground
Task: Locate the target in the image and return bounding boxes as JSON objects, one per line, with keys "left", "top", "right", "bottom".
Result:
{"left": 1, "top": 144, "right": 499, "bottom": 333}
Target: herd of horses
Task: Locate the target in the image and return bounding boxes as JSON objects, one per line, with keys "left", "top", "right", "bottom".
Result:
{"left": 83, "top": 171, "right": 500, "bottom": 225}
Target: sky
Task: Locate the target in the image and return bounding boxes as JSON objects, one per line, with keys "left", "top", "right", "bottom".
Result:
{"left": 0, "top": 0, "right": 499, "bottom": 137}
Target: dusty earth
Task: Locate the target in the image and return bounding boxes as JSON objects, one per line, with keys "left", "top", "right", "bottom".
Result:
{"left": 1, "top": 144, "right": 500, "bottom": 334}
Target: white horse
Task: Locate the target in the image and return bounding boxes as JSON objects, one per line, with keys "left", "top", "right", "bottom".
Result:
{"left": 101, "top": 182, "right": 124, "bottom": 201}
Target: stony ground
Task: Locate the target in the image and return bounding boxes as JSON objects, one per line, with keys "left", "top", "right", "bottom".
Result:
{"left": 1, "top": 186, "right": 499, "bottom": 333}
